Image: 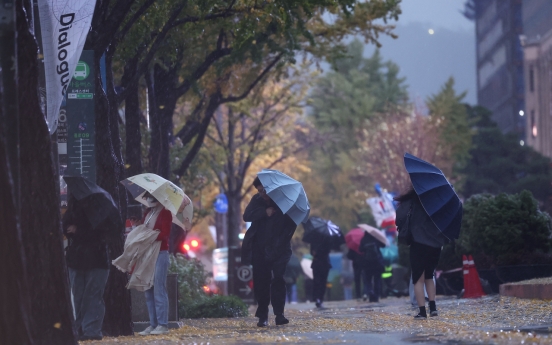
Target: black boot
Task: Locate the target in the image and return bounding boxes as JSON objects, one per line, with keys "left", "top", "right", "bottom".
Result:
{"left": 414, "top": 306, "right": 427, "bottom": 319}
{"left": 257, "top": 317, "right": 268, "bottom": 327}
{"left": 429, "top": 301, "right": 438, "bottom": 317}
{"left": 275, "top": 314, "right": 289, "bottom": 325}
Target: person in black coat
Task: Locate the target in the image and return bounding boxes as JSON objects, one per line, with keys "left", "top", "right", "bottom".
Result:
{"left": 310, "top": 239, "right": 332, "bottom": 308}
{"left": 242, "top": 177, "right": 297, "bottom": 327}
{"left": 62, "top": 195, "right": 110, "bottom": 341}
{"left": 359, "top": 232, "right": 385, "bottom": 302}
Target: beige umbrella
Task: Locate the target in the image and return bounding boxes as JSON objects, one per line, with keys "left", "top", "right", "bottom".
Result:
{"left": 357, "top": 224, "right": 389, "bottom": 246}
{"left": 121, "top": 173, "right": 193, "bottom": 231}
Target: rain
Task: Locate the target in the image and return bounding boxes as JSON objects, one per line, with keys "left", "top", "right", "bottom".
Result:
{"left": 2, "top": 1, "right": 552, "bottom": 344}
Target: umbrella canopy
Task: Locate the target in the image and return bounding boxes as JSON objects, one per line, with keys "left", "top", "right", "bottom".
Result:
{"left": 357, "top": 224, "right": 389, "bottom": 246}
{"left": 257, "top": 169, "right": 310, "bottom": 225}
{"left": 345, "top": 228, "right": 365, "bottom": 254}
{"left": 300, "top": 258, "right": 314, "bottom": 279}
{"left": 404, "top": 153, "right": 463, "bottom": 239}
{"left": 121, "top": 173, "right": 193, "bottom": 231}
{"left": 302, "top": 217, "right": 345, "bottom": 250}
{"left": 63, "top": 176, "right": 121, "bottom": 231}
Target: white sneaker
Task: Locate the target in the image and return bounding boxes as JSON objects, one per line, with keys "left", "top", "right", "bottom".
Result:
{"left": 138, "top": 325, "right": 155, "bottom": 335}
{"left": 150, "top": 325, "right": 170, "bottom": 335}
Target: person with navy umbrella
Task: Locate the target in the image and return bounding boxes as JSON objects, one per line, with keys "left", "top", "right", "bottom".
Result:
{"left": 395, "top": 153, "right": 462, "bottom": 319}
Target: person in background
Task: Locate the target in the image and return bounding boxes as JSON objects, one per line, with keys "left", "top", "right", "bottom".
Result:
{"left": 310, "top": 238, "right": 332, "bottom": 308}
{"left": 138, "top": 192, "right": 173, "bottom": 336}
{"left": 359, "top": 231, "right": 385, "bottom": 302}
{"left": 242, "top": 177, "right": 297, "bottom": 327}
{"left": 284, "top": 255, "right": 301, "bottom": 304}
{"left": 340, "top": 263, "right": 354, "bottom": 300}
{"left": 62, "top": 195, "right": 110, "bottom": 341}
{"left": 394, "top": 186, "right": 449, "bottom": 319}
{"left": 346, "top": 248, "right": 365, "bottom": 300}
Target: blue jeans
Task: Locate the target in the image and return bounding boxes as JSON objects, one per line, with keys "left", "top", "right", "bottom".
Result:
{"left": 69, "top": 268, "right": 109, "bottom": 338}
{"left": 145, "top": 250, "right": 169, "bottom": 328}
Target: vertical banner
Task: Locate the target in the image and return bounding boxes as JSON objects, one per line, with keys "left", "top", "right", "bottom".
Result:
{"left": 38, "top": 0, "right": 96, "bottom": 134}
{"left": 66, "top": 50, "right": 96, "bottom": 182}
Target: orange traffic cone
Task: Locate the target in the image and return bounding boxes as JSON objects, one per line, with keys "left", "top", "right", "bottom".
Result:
{"left": 462, "top": 254, "right": 486, "bottom": 298}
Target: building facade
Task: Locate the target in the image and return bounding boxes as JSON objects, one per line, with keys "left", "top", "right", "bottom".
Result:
{"left": 521, "top": 0, "right": 552, "bottom": 158}
{"left": 468, "top": 0, "right": 525, "bottom": 140}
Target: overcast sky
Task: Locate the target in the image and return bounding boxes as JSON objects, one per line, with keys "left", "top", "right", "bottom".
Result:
{"left": 363, "top": 0, "right": 477, "bottom": 104}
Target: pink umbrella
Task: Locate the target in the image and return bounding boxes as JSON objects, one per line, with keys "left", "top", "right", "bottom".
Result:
{"left": 357, "top": 224, "right": 389, "bottom": 246}
{"left": 345, "top": 228, "right": 365, "bottom": 254}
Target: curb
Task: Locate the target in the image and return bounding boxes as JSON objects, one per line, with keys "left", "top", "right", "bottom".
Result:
{"left": 499, "top": 283, "right": 552, "bottom": 300}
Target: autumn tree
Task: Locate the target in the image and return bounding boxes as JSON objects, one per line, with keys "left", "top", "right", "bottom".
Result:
{"left": 202, "top": 67, "right": 315, "bottom": 292}
{"left": 355, "top": 110, "right": 446, "bottom": 194}
{"left": 306, "top": 38, "right": 408, "bottom": 229}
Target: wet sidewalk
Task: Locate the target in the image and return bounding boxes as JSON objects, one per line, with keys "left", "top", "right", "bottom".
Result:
{"left": 84, "top": 295, "right": 552, "bottom": 344}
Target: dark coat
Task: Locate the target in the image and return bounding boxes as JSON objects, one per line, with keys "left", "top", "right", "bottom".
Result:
{"left": 241, "top": 194, "right": 297, "bottom": 265}
{"left": 359, "top": 232, "right": 385, "bottom": 272}
{"left": 310, "top": 240, "right": 332, "bottom": 270}
{"left": 395, "top": 197, "right": 449, "bottom": 248}
{"left": 62, "top": 199, "right": 109, "bottom": 270}
{"left": 346, "top": 249, "right": 364, "bottom": 270}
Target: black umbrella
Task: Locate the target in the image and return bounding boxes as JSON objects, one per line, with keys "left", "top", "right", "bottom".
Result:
{"left": 63, "top": 176, "right": 122, "bottom": 231}
{"left": 302, "top": 216, "right": 345, "bottom": 250}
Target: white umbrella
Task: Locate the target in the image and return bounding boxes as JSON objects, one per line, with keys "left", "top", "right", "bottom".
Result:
{"left": 357, "top": 224, "right": 389, "bottom": 246}
{"left": 300, "top": 258, "right": 314, "bottom": 279}
{"left": 121, "top": 173, "right": 193, "bottom": 231}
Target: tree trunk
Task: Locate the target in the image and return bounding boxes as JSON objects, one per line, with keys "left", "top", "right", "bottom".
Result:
{"left": 148, "top": 63, "right": 178, "bottom": 179}
{"left": 125, "top": 84, "right": 143, "bottom": 177}
{"left": 0, "top": 125, "right": 33, "bottom": 345}
{"left": 94, "top": 49, "right": 132, "bottom": 337}
{"left": 225, "top": 189, "right": 243, "bottom": 296}
{"left": 0, "top": 7, "right": 34, "bottom": 343}
{"left": 16, "top": 0, "right": 77, "bottom": 343}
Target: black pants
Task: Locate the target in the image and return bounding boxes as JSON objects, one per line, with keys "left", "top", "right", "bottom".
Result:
{"left": 364, "top": 269, "right": 382, "bottom": 301}
{"left": 252, "top": 256, "right": 289, "bottom": 318}
{"left": 353, "top": 267, "right": 363, "bottom": 299}
{"left": 312, "top": 266, "right": 330, "bottom": 302}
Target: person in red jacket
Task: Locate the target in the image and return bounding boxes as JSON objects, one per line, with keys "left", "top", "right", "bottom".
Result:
{"left": 138, "top": 192, "right": 173, "bottom": 336}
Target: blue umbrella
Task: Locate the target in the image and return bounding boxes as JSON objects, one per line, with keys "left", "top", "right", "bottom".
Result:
{"left": 403, "top": 153, "right": 463, "bottom": 240}
{"left": 257, "top": 169, "right": 310, "bottom": 225}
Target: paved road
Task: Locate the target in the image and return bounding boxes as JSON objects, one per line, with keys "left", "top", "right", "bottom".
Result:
{"left": 86, "top": 296, "right": 552, "bottom": 344}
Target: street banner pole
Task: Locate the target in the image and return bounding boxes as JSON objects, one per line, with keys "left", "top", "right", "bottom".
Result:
{"left": 37, "top": 0, "right": 96, "bottom": 135}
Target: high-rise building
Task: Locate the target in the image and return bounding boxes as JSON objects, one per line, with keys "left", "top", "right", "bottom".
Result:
{"left": 520, "top": 0, "right": 552, "bottom": 158}
{"left": 465, "top": 0, "right": 525, "bottom": 140}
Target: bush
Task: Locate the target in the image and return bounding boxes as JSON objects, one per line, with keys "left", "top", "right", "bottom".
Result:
{"left": 169, "top": 254, "right": 209, "bottom": 318}
{"left": 185, "top": 295, "right": 249, "bottom": 318}
{"left": 457, "top": 191, "right": 552, "bottom": 267}
{"left": 169, "top": 254, "right": 249, "bottom": 319}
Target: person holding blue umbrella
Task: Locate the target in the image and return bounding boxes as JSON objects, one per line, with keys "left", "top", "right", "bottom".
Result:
{"left": 395, "top": 153, "right": 462, "bottom": 319}
{"left": 242, "top": 170, "right": 309, "bottom": 327}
